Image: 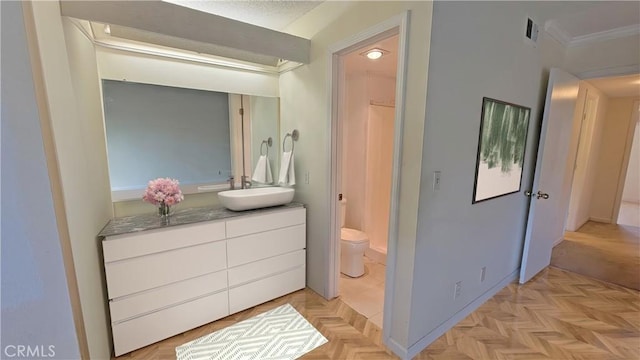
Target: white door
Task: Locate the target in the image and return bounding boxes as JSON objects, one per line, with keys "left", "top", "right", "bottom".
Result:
{"left": 520, "top": 68, "right": 581, "bottom": 283}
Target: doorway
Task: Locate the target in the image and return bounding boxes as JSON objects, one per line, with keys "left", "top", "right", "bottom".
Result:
{"left": 337, "top": 34, "right": 399, "bottom": 328}
{"left": 327, "top": 13, "right": 409, "bottom": 333}
{"left": 520, "top": 70, "right": 640, "bottom": 286}
{"left": 549, "top": 78, "right": 640, "bottom": 290}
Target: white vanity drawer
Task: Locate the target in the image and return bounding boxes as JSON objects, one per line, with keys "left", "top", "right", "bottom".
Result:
{"left": 103, "top": 221, "right": 226, "bottom": 262}
{"left": 229, "top": 267, "right": 305, "bottom": 314}
{"left": 105, "top": 240, "right": 227, "bottom": 299}
{"left": 226, "top": 208, "right": 305, "bottom": 238}
{"left": 227, "top": 225, "right": 305, "bottom": 267}
{"left": 112, "top": 291, "right": 229, "bottom": 357}
{"left": 110, "top": 270, "right": 228, "bottom": 323}
{"left": 228, "top": 250, "right": 305, "bottom": 287}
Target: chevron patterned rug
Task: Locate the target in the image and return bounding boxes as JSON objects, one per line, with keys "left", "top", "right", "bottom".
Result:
{"left": 176, "top": 303, "right": 328, "bottom": 360}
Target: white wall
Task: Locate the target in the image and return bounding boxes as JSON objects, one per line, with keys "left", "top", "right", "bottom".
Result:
{"left": 590, "top": 97, "right": 640, "bottom": 222}
{"left": 29, "top": 3, "right": 116, "bottom": 358}
{"left": 343, "top": 72, "right": 396, "bottom": 232}
{"left": 343, "top": 72, "right": 368, "bottom": 230}
{"left": 281, "top": 1, "right": 434, "bottom": 351}
{"left": 621, "top": 119, "right": 640, "bottom": 203}
{"left": 1, "top": 2, "right": 80, "bottom": 358}
{"left": 364, "top": 103, "right": 395, "bottom": 253}
{"left": 565, "top": 82, "right": 609, "bottom": 231}
{"left": 410, "top": 1, "right": 567, "bottom": 355}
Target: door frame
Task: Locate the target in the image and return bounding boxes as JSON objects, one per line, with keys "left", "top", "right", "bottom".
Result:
{"left": 612, "top": 100, "right": 640, "bottom": 223}
{"left": 326, "top": 11, "right": 409, "bottom": 315}
{"left": 565, "top": 88, "right": 599, "bottom": 232}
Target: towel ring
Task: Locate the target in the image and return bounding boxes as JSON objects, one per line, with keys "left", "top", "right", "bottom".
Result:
{"left": 283, "top": 129, "right": 299, "bottom": 152}
{"left": 260, "top": 137, "right": 272, "bottom": 156}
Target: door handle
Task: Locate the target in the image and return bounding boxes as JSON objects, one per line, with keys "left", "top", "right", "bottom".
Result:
{"left": 524, "top": 191, "right": 549, "bottom": 199}
{"left": 536, "top": 191, "right": 549, "bottom": 200}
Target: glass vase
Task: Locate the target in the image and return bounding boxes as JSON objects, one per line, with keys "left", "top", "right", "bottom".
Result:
{"left": 158, "top": 203, "right": 171, "bottom": 218}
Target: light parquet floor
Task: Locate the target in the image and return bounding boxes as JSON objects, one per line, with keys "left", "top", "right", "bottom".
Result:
{"left": 114, "top": 268, "right": 639, "bottom": 360}
{"left": 113, "top": 288, "right": 395, "bottom": 360}
{"left": 551, "top": 221, "right": 640, "bottom": 290}
{"left": 416, "top": 267, "right": 640, "bottom": 359}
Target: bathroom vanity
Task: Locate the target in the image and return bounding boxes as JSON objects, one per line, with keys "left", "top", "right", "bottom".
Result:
{"left": 98, "top": 204, "right": 306, "bottom": 356}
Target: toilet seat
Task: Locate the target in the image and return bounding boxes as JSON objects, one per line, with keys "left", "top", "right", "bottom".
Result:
{"left": 341, "top": 228, "right": 369, "bottom": 244}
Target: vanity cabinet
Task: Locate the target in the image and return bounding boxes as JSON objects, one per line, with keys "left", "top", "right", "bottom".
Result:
{"left": 101, "top": 206, "right": 306, "bottom": 356}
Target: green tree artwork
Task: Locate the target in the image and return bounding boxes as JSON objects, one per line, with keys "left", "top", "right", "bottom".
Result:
{"left": 473, "top": 98, "right": 530, "bottom": 203}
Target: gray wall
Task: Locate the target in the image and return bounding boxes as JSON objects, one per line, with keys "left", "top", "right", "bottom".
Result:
{"left": 409, "top": 1, "right": 566, "bottom": 350}
{"left": 0, "top": 2, "right": 80, "bottom": 358}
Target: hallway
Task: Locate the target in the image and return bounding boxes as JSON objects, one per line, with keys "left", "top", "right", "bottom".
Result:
{"left": 550, "top": 221, "right": 640, "bottom": 290}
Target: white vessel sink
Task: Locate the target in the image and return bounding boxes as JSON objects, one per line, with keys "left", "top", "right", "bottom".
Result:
{"left": 218, "top": 187, "right": 294, "bottom": 211}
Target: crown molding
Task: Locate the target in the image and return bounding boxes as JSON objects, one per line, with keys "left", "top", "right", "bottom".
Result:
{"left": 576, "top": 64, "right": 640, "bottom": 80}
{"left": 544, "top": 20, "right": 572, "bottom": 48}
{"left": 545, "top": 21, "right": 640, "bottom": 49}
{"left": 570, "top": 24, "right": 640, "bottom": 47}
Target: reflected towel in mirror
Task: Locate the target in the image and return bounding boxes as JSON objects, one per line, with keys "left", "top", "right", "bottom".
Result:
{"left": 278, "top": 151, "right": 295, "bottom": 186}
{"left": 252, "top": 155, "right": 273, "bottom": 184}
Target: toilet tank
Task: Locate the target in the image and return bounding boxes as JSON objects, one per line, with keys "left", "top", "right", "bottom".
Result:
{"left": 340, "top": 198, "right": 347, "bottom": 228}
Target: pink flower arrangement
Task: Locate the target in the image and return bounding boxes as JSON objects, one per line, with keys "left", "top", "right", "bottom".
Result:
{"left": 142, "top": 177, "right": 184, "bottom": 207}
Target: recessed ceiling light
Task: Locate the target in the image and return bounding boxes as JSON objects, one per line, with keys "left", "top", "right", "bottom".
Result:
{"left": 366, "top": 50, "right": 383, "bottom": 60}
{"left": 361, "top": 48, "right": 388, "bottom": 60}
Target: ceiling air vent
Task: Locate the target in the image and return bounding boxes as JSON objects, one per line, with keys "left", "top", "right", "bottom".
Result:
{"left": 525, "top": 17, "right": 539, "bottom": 42}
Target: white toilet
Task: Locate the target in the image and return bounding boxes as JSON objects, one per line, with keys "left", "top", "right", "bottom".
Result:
{"left": 340, "top": 198, "right": 369, "bottom": 277}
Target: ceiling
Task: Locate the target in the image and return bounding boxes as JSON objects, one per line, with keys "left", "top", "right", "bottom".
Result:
{"left": 586, "top": 74, "right": 640, "bottom": 98}
{"left": 344, "top": 35, "right": 399, "bottom": 78}
{"left": 160, "top": 1, "right": 639, "bottom": 41}
{"left": 69, "top": 1, "right": 639, "bottom": 74}
{"left": 162, "top": 0, "right": 323, "bottom": 31}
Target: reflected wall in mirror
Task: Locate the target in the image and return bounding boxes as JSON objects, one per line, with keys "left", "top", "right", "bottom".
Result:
{"left": 102, "top": 79, "right": 280, "bottom": 201}
{"left": 248, "top": 96, "right": 280, "bottom": 185}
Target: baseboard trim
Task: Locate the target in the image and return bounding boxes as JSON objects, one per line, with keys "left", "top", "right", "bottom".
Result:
{"left": 589, "top": 216, "right": 611, "bottom": 223}
{"left": 385, "top": 337, "right": 409, "bottom": 360}
{"left": 553, "top": 236, "right": 564, "bottom": 246}
{"left": 404, "top": 269, "right": 520, "bottom": 359}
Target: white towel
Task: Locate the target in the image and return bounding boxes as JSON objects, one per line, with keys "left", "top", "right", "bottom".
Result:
{"left": 251, "top": 155, "right": 273, "bottom": 184}
{"left": 278, "top": 151, "right": 296, "bottom": 186}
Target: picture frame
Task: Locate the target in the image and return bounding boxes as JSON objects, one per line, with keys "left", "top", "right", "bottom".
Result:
{"left": 472, "top": 97, "right": 531, "bottom": 204}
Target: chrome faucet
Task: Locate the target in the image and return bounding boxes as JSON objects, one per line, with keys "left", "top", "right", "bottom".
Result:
{"left": 241, "top": 175, "right": 252, "bottom": 189}
{"left": 228, "top": 176, "right": 235, "bottom": 190}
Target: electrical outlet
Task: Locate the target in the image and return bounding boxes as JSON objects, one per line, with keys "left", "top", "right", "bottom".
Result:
{"left": 454, "top": 281, "right": 462, "bottom": 300}
{"left": 433, "top": 171, "right": 441, "bottom": 191}
{"left": 480, "top": 267, "right": 486, "bottom": 283}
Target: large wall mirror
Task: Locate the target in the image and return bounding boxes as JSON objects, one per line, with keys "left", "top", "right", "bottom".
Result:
{"left": 102, "top": 79, "right": 280, "bottom": 201}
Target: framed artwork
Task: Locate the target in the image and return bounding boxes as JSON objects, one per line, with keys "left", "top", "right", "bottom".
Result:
{"left": 472, "top": 97, "right": 531, "bottom": 204}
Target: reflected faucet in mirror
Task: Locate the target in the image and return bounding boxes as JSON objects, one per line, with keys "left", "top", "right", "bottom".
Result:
{"left": 241, "top": 175, "right": 252, "bottom": 189}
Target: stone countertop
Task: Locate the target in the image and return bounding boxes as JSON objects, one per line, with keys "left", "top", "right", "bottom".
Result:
{"left": 98, "top": 203, "right": 305, "bottom": 238}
